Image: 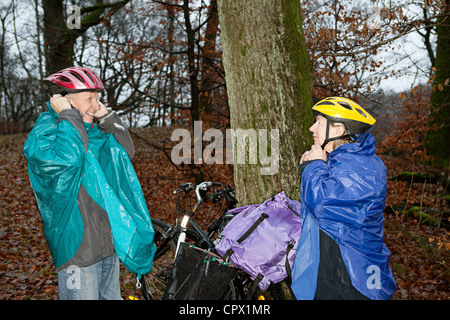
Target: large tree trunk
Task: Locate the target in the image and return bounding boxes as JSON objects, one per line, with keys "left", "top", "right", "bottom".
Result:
{"left": 181, "top": 0, "right": 200, "bottom": 125}
{"left": 42, "top": 0, "right": 74, "bottom": 74}
{"left": 42, "top": 0, "right": 130, "bottom": 74}
{"left": 217, "top": 0, "right": 313, "bottom": 205}
{"left": 199, "top": 0, "right": 220, "bottom": 116}
{"left": 427, "top": 1, "right": 450, "bottom": 166}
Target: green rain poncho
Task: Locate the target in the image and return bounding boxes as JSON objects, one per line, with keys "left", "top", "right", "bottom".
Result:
{"left": 23, "top": 102, "right": 156, "bottom": 276}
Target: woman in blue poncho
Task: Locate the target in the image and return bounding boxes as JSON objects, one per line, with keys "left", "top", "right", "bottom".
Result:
{"left": 291, "top": 97, "right": 396, "bottom": 300}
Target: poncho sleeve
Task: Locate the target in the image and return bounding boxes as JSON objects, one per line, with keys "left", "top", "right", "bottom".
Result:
{"left": 301, "top": 157, "right": 386, "bottom": 234}
{"left": 23, "top": 110, "right": 87, "bottom": 268}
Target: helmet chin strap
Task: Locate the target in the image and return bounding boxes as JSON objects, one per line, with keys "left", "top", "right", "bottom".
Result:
{"left": 320, "top": 118, "right": 351, "bottom": 150}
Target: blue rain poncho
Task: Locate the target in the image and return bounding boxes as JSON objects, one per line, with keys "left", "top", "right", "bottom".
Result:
{"left": 23, "top": 102, "right": 156, "bottom": 276}
{"left": 291, "top": 131, "right": 396, "bottom": 300}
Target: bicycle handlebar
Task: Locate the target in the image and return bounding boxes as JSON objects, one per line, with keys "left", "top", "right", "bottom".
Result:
{"left": 173, "top": 181, "right": 221, "bottom": 194}
{"left": 208, "top": 185, "right": 236, "bottom": 203}
{"left": 195, "top": 182, "right": 221, "bottom": 202}
{"left": 173, "top": 181, "right": 237, "bottom": 206}
{"left": 173, "top": 182, "right": 195, "bottom": 194}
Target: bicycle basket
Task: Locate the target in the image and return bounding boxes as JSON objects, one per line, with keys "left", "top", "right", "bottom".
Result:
{"left": 162, "top": 243, "right": 237, "bottom": 300}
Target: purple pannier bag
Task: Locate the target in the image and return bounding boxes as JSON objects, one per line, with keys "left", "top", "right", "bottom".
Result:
{"left": 216, "top": 191, "right": 301, "bottom": 291}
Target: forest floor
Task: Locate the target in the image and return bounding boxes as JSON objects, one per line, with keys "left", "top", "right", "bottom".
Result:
{"left": 0, "top": 127, "right": 448, "bottom": 300}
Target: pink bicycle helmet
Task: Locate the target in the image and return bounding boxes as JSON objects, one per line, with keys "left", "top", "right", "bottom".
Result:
{"left": 44, "top": 66, "right": 104, "bottom": 94}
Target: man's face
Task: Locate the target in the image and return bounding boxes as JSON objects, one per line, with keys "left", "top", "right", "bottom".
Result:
{"left": 67, "top": 91, "right": 100, "bottom": 123}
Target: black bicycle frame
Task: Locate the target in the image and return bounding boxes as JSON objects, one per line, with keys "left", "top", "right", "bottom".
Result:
{"left": 154, "top": 183, "right": 236, "bottom": 261}
{"left": 153, "top": 217, "right": 216, "bottom": 262}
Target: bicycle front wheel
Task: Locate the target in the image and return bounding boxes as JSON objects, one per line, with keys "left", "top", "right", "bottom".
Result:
{"left": 140, "top": 219, "right": 178, "bottom": 300}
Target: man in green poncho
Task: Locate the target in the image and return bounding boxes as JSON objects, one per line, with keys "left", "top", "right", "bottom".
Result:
{"left": 23, "top": 67, "right": 156, "bottom": 300}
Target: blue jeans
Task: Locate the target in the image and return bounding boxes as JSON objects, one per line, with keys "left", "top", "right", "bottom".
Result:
{"left": 57, "top": 254, "right": 121, "bottom": 300}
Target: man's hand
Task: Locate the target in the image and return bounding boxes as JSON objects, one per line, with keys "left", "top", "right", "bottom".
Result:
{"left": 50, "top": 94, "right": 72, "bottom": 114}
{"left": 300, "top": 142, "right": 327, "bottom": 164}
{"left": 94, "top": 101, "right": 109, "bottom": 118}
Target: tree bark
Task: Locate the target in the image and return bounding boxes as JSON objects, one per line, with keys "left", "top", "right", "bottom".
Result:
{"left": 217, "top": 0, "right": 313, "bottom": 204}
{"left": 181, "top": 0, "right": 200, "bottom": 126}
{"left": 42, "top": 0, "right": 130, "bottom": 74}
{"left": 199, "top": 0, "right": 220, "bottom": 116}
{"left": 427, "top": 1, "right": 450, "bottom": 166}
{"left": 42, "top": 0, "right": 72, "bottom": 74}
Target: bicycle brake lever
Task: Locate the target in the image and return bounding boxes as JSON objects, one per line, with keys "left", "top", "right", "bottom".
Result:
{"left": 176, "top": 182, "right": 195, "bottom": 193}
{"left": 198, "top": 182, "right": 210, "bottom": 190}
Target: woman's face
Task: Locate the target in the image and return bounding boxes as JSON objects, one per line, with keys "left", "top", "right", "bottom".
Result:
{"left": 309, "top": 115, "right": 345, "bottom": 152}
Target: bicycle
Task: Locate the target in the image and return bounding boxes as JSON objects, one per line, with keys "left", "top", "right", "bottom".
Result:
{"left": 138, "top": 181, "right": 242, "bottom": 300}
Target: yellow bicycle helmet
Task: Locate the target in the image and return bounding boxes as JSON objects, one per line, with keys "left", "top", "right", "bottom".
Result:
{"left": 312, "top": 97, "right": 376, "bottom": 149}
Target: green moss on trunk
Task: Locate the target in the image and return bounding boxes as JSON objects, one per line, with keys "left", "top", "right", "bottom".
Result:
{"left": 427, "top": 3, "right": 450, "bottom": 167}
{"left": 217, "top": 0, "right": 313, "bottom": 205}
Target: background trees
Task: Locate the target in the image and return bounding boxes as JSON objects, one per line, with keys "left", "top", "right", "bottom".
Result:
{"left": 427, "top": 0, "right": 450, "bottom": 166}
{"left": 2, "top": 0, "right": 447, "bottom": 167}
{"left": 0, "top": 0, "right": 447, "bottom": 146}
{"left": 0, "top": 0, "right": 447, "bottom": 208}
{"left": 0, "top": 0, "right": 448, "bottom": 301}
{"left": 0, "top": 0, "right": 448, "bottom": 220}
{"left": 0, "top": 0, "right": 228, "bottom": 132}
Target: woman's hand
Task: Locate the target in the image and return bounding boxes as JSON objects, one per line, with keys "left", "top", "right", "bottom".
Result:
{"left": 300, "top": 142, "right": 327, "bottom": 164}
